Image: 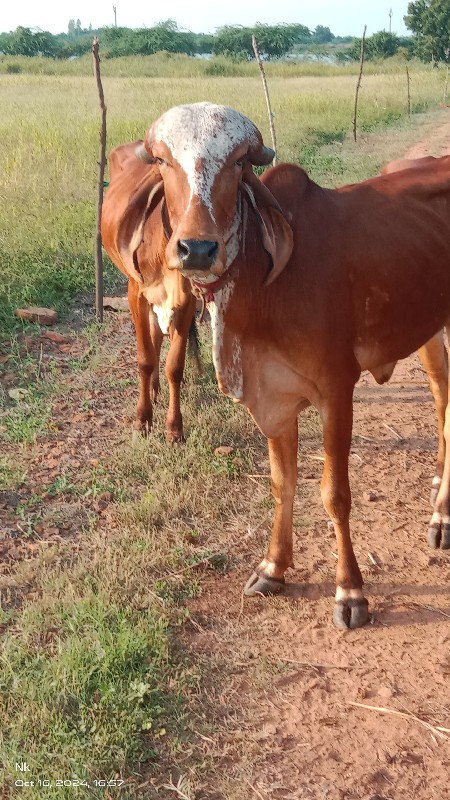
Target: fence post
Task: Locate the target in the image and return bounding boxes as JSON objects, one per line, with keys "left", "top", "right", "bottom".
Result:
{"left": 92, "top": 37, "right": 107, "bottom": 323}
{"left": 353, "top": 26, "right": 367, "bottom": 143}
{"left": 252, "top": 34, "right": 277, "bottom": 164}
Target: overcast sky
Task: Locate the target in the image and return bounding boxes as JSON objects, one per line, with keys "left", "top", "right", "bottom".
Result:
{"left": 1, "top": 1, "right": 411, "bottom": 38}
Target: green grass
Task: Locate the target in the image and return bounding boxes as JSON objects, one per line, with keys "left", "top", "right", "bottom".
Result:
{"left": 0, "top": 62, "right": 447, "bottom": 341}
{"left": 0, "top": 328, "right": 271, "bottom": 797}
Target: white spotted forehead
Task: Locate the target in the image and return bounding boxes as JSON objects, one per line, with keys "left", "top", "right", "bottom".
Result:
{"left": 150, "top": 102, "right": 260, "bottom": 162}
{"left": 148, "top": 103, "right": 261, "bottom": 220}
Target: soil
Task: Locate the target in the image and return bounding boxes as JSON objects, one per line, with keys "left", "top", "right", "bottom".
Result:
{"left": 2, "top": 118, "right": 450, "bottom": 800}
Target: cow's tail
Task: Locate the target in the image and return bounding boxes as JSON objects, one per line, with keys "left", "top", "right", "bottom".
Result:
{"left": 188, "top": 316, "right": 203, "bottom": 376}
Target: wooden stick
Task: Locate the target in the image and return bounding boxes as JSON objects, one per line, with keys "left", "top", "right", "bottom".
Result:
{"left": 406, "top": 64, "right": 411, "bottom": 117}
{"left": 92, "top": 37, "right": 107, "bottom": 323}
{"left": 408, "top": 600, "right": 450, "bottom": 621}
{"left": 353, "top": 26, "right": 367, "bottom": 142}
{"left": 348, "top": 701, "right": 450, "bottom": 739}
{"left": 245, "top": 780, "right": 266, "bottom": 800}
{"left": 277, "top": 657, "right": 354, "bottom": 671}
{"left": 252, "top": 35, "right": 277, "bottom": 165}
{"left": 383, "top": 422, "right": 404, "bottom": 441}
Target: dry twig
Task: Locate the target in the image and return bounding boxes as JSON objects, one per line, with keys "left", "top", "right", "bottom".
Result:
{"left": 348, "top": 700, "right": 450, "bottom": 740}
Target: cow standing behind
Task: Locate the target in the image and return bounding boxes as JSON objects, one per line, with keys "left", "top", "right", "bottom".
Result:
{"left": 101, "top": 142, "right": 198, "bottom": 443}
{"left": 381, "top": 155, "right": 449, "bottom": 517}
{"left": 128, "top": 102, "right": 450, "bottom": 627}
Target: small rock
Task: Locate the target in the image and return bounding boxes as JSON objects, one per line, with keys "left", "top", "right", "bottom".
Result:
{"left": 103, "top": 296, "right": 130, "bottom": 312}
{"left": 15, "top": 307, "right": 58, "bottom": 326}
{"left": 214, "top": 446, "right": 235, "bottom": 457}
{"left": 364, "top": 491, "right": 378, "bottom": 502}
{"left": 41, "top": 331, "right": 69, "bottom": 344}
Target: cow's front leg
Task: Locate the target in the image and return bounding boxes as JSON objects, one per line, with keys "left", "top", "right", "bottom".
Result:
{"left": 244, "top": 418, "right": 298, "bottom": 596}
{"left": 321, "top": 389, "right": 369, "bottom": 629}
{"left": 128, "top": 281, "right": 159, "bottom": 440}
{"left": 165, "top": 295, "right": 196, "bottom": 443}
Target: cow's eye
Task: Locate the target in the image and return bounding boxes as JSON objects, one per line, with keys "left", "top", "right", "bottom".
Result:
{"left": 234, "top": 159, "right": 243, "bottom": 168}
{"left": 154, "top": 156, "right": 167, "bottom": 166}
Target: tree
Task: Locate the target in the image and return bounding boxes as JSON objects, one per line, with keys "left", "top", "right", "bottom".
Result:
{"left": 348, "top": 30, "right": 401, "bottom": 60}
{"left": 4, "top": 26, "right": 56, "bottom": 57}
{"left": 405, "top": 0, "right": 450, "bottom": 61}
{"left": 312, "top": 25, "right": 334, "bottom": 43}
{"left": 213, "top": 23, "right": 298, "bottom": 60}
{"left": 213, "top": 26, "right": 254, "bottom": 60}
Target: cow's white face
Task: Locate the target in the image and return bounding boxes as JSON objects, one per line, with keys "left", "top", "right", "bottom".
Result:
{"left": 151, "top": 103, "right": 261, "bottom": 221}
{"left": 137, "top": 102, "right": 274, "bottom": 281}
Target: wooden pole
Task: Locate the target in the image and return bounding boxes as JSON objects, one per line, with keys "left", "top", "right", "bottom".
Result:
{"left": 252, "top": 34, "right": 277, "bottom": 165}
{"left": 406, "top": 64, "right": 411, "bottom": 117}
{"left": 92, "top": 37, "right": 107, "bottom": 323}
{"left": 353, "top": 26, "right": 367, "bottom": 143}
{"left": 444, "top": 49, "right": 450, "bottom": 105}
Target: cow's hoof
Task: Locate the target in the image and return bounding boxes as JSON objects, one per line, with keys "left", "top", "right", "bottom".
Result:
{"left": 428, "top": 523, "right": 441, "bottom": 549}
{"left": 132, "top": 423, "right": 149, "bottom": 445}
{"left": 243, "top": 571, "right": 285, "bottom": 597}
{"left": 333, "top": 597, "right": 369, "bottom": 629}
{"left": 427, "top": 522, "right": 450, "bottom": 549}
{"left": 166, "top": 431, "right": 185, "bottom": 444}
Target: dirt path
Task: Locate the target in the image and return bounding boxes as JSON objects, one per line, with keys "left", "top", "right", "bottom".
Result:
{"left": 404, "top": 115, "right": 450, "bottom": 158}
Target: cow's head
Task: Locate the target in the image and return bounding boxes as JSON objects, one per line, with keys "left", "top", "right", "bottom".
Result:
{"left": 136, "top": 102, "right": 293, "bottom": 287}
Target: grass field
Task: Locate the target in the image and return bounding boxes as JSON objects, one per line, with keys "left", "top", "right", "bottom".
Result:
{"left": 0, "top": 57, "right": 446, "bottom": 339}
{"left": 1, "top": 59, "right": 450, "bottom": 796}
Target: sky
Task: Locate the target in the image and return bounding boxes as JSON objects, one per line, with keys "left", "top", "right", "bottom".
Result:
{"left": 1, "top": 1, "right": 411, "bottom": 38}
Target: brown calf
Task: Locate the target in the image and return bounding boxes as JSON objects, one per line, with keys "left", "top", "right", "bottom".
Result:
{"left": 101, "top": 142, "right": 197, "bottom": 442}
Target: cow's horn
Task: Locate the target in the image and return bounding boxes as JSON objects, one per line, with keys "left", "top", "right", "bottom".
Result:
{"left": 135, "top": 142, "right": 153, "bottom": 163}
{"left": 248, "top": 144, "right": 275, "bottom": 166}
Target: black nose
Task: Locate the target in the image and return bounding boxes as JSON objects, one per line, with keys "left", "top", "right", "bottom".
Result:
{"left": 177, "top": 239, "right": 219, "bottom": 271}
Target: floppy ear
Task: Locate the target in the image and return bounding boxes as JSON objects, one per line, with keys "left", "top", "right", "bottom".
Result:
{"left": 242, "top": 166, "right": 293, "bottom": 285}
{"left": 115, "top": 176, "right": 164, "bottom": 283}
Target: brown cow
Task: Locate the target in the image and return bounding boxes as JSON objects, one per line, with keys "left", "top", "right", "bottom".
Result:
{"left": 101, "top": 142, "right": 198, "bottom": 442}
{"left": 135, "top": 102, "right": 450, "bottom": 627}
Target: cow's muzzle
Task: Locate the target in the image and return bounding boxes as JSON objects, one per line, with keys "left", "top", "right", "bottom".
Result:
{"left": 177, "top": 239, "right": 219, "bottom": 271}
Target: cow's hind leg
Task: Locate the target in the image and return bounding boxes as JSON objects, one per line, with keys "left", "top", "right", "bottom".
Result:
{"left": 244, "top": 418, "right": 298, "bottom": 596}
{"left": 417, "top": 331, "right": 448, "bottom": 507}
{"left": 128, "top": 281, "right": 159, "bottom": 439}
{"left": 428, "top": 326, "right": 450, "bottom": 549}
{"left": 321, "top": 386, "right": 369, "bottom": 629}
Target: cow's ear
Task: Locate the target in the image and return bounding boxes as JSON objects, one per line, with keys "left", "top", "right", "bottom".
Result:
{"left": 242, "top": 167, "right": 293, "bottom": 285}
{"left": 115, "top": 176, "right": 164, "bottom": 283}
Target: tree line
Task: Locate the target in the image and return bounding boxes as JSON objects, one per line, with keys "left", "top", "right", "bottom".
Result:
{"left": 1, "top": 2, "right": 450, "bottom": 63}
